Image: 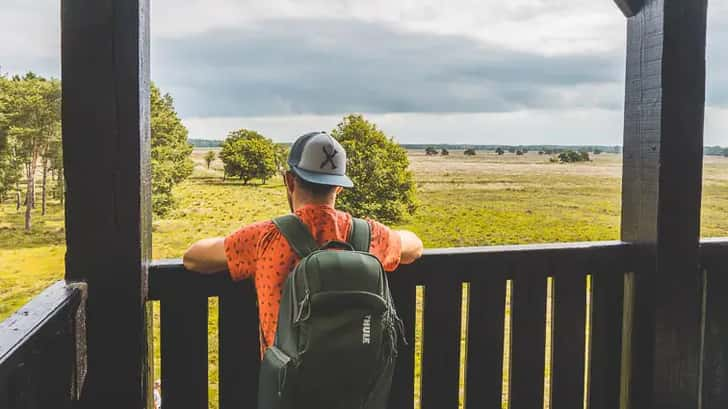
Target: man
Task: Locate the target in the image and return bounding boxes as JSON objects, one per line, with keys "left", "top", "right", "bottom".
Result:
{"left": 183, "top": 131, "right": 423, "bottom": 351}
{"left": 153, "top": 379, "right": 161, "bottom": 409}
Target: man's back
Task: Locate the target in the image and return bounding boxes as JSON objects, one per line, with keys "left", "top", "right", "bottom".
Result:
{"left": 225, "top": 204, "right": 402, "bottom": 350}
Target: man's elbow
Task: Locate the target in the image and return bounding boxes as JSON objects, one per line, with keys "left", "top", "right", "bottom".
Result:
{"left": 182, "top": 250, "right": 198, "bottom": 272}
{"left": 399, "top": 232, "right": 424, "bottom": 265}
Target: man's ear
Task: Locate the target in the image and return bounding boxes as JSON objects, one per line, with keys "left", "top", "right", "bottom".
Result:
{"left": 284, "top": 171, "right": 296, "bottom": 193}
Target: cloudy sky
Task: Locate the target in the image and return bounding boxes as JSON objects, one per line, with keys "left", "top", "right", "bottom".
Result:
{"left": 1, "top": 0, "right": 727, "bottom": 145}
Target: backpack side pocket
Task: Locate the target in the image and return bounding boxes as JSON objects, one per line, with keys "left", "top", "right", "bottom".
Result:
{"left": 258, "top": 346, "right": 295, "bottom": 409}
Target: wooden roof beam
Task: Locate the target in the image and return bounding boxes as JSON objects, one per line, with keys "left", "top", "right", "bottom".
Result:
{"left": 614, "top": 0, "right": 643, "bottom": 17}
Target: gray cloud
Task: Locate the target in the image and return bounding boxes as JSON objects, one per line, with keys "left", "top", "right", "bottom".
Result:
{"left": 152, "top": 18, "right": 625, "bottom": 118}
{"left": 707, "top": 11, "right": 728, "bottom": 107}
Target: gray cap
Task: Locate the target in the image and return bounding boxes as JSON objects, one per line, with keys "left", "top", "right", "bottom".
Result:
{"left": 287, "top": 131, "right": 354, "bottom": 188}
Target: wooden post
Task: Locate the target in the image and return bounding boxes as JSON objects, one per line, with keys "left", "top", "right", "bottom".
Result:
{"left": 618, "top": 0, "right": 708, "bottom": 408}
{"left": 61, "top": 0, "right": 152, "bottom": 408}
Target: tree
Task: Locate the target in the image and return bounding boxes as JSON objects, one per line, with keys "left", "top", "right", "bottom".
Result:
{"left": 330, "top": 114, "right": 416, "bottom": 223}
{"left": 593, "top": 148, "right": 603, "bottom": 155}
{"left": 204, "top": 150, "right": 216, "bottom": 169}
{"left": 425, "top": 146, "right": 439, "bottom": 156}
{"left": 516, "top": 150, "right": 524, "bottom": 156}
{"left": 0, "top": 73, "right": 61, "bottom": 231}
{"left": 441, "top": 148, "right": 449, "bottom": 156}
{"left": 464, "top": 148, "right": 476, "bottom": 156}
{"left": 0, "top": 78, "right": 22, "bottom": 204}
{"left": 219, "top": 129, "right": 277, "bottom": 184}
{"left": 150, "top": 83, "right": 194, "bottom": 216}
{"left": 495, "top": 147, "right": 505, "bottom": 155}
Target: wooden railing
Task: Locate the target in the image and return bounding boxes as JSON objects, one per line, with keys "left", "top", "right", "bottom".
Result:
{"left": 0, "top": 281, "right": 86, "bottom": 409}
{"left": 4, "top": 239, "right": 728, "bottom": 408}
{"left": 147, "top": 240, "right": 636, "bottom": 409}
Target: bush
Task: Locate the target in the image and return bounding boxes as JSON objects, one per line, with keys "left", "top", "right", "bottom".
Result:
{"left": 441, "top": 148, "right": 449, "bottom": 156}
{"left": 219, "top": 129, "right": 277, "bottom": 184}
{"left": 331, "top": 114, "right": 416, "bottom": 223}
{"left": 464, "top": 149, "right": 476, "bottom": 156}
{"left": 516, "top": 150, "right": 524, "bottom": 156}
{"left": 558, "top": 150, "right": 590, "bottom": 163}
{"left": 495, "top": 147, "right": 505, "bottom": 155}
{"left": 425, "top": 146, "right": 439, "bottom": 156}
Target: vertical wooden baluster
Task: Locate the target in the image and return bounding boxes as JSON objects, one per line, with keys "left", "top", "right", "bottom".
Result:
{"left": 387, "top": 269, "right": 417, "bottom": 409}
{"left": 701, "top": 259, "right": 728, "bottom": 409}
{"left": 465, "top": 266, "right": 507, "bottom": 409}
{"left": 219, "top": 280, "right": 260, "bottom": 409}
{"left": 509, "top": 260, "right": 547, "bottom": 409}
{"left": 421, "top": 259, "right": 462, "bottom": 409}
{"left": 551, "top": 268, "right": 588, "bottom": 409}
{"left": 588, "top": 270, "right": 624, "bottom": 409}
{"left": 161, "top": 294, "right": 208, "bottom": 409}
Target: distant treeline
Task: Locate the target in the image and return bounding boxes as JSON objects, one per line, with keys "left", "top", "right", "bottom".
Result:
{"left": 189, "top": 138, "right": 223, "bottom": 147}
{"left": 705, "top": 146, "right": 728, "bottom": 156}
{"left": 190, "top": 139, "right": 622, "bottom": 153}
{"left": 190, "top": 139, "right": 728, "bottom": 156}
{"left": 403, "top": 144, "right": 623, "bottom": 154}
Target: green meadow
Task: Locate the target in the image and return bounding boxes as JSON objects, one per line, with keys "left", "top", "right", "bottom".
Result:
{"left": 2, "top": 149, "right": 728, "bottom": 407}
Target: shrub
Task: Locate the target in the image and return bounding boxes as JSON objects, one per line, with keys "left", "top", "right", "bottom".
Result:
{"left": 331, "top": 114, "right": 416, "bottom": 223}
{"left": 425, "top": 146, "right": 439, "bottom": 156}
{"left": 495, "top": 147, "right": 505, "bottom": 155}
{"left": 558, "top": 150, "right": 590, "bottom": 163}
{"left": 464, "top": 149, "right": 477, "bottom": 156}
{"left": 219, "top": 129, "right": 277, "bottom": 184}
{"left": 441, "top": 148, "right": 449, "bottom": 156}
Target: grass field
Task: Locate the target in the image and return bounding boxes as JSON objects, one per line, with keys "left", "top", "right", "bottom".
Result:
{"left": 2, "top": 149, "right": 728, "bottom": 407}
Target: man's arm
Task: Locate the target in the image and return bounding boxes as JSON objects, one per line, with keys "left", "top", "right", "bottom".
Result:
{"left": 183, "top": 237, "right": 227, "bottom": 274}
{"left": 396, "top": 230, "right": 423, "bottom": 265}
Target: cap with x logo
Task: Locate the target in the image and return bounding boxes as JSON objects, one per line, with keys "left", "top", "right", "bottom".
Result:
{"left": 287, "top": 131, "right": 354, "bottom": 188}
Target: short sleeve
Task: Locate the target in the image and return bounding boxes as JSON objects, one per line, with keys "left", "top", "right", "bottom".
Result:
{"left": 367, "top": 219, "right": 402, "bottom": 272}
{"left": 224, "top": 221, "right": 268, "bottom": 281}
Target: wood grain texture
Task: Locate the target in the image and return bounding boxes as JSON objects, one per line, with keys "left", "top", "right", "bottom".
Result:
{"left": 619, "top": 0, "right": 708, "bottom": 407}
{"left": 61, "top": 0, "right": 152, "bottom": 407}
{"left": 700, "top": 246, "right": 728, "bottom": 409}
{"left": 0, "top": 282, "right": 85, "bottom": 409}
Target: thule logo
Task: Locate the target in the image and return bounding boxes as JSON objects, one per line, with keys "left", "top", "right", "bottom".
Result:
{"left": 362, "top": 315, "right": 372, "bottom": 344}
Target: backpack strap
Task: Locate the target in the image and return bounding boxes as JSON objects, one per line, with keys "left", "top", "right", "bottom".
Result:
{"left": 348, "top": 217, "right": 371, "bottom": 252}
{"left": 273, "top": 214, "right": 319, "bottom": 258}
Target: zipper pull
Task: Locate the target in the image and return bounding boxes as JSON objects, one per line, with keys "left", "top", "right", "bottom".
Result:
{"left": 294, "top": 290, "right": 311, "bottom": 324}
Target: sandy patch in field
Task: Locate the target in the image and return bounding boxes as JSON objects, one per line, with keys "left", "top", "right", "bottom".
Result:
{"left": 408, "top": 151, "right": 623, "bottom": 179}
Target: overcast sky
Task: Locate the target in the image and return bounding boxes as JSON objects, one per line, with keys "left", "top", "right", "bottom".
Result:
{"left": 1, "top": 1, "right": 727, "bottom": 145}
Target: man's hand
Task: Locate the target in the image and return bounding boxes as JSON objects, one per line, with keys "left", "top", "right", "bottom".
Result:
{"left": 183, "top": 237, "right": 227, "bottom": 274}
{"left": 397, "top": 230, "right": 424, "bottom": 265}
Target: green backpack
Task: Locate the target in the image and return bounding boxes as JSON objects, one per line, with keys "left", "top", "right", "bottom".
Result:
{"left": 257, "top": 214, "right": 404, "bottom": 409}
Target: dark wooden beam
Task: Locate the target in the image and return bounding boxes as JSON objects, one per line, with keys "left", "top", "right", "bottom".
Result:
{"left": 61, "top": 0, "right": 152, "bottom": 407}
{"left": 614, "top": 0, "right": 644, "bottom": 17}
{"left": 619, "top": 0, "right": 708, "bottom": 408}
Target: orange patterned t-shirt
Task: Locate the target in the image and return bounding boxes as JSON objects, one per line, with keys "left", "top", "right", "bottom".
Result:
{"left": 224, "top": 204, "right": 402, "bottom": 350}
